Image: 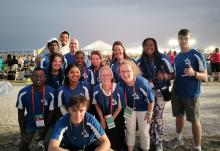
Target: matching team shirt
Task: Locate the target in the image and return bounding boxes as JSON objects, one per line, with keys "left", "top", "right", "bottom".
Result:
{"left": 92, "top": 83, "right": 125, "bottom": 115}
{"left": 57, "top": 81, "right": 91, "bottom": 108}
{"left": 173, "top": 49, "right": 207, "bottom": 98}
{"left": 120, "top": 75, "right": 155, "bottom": 111}
{"left": 51, "top": 112, "right": 105, "bottom": 149}
{"left": 16, "top": 85, "right": 55, "bottom": 130}
{"left": 138, "top": 53, "right": 174, "bottom": 90}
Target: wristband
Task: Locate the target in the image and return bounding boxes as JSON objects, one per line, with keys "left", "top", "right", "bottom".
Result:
{"left": 146, "top": 111, "right": 153, "bottom": 116}
{"left": 194, "top": 71, "right": 197, "bottom": 77}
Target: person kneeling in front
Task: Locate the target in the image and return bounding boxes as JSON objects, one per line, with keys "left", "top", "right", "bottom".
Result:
{"left": 48, "top": 95, "right": 111, "bottom": 151}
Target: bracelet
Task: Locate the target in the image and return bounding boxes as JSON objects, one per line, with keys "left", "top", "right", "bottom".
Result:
{"left": 146, "top": 111, "right": 153, "bottom": 116}
{"left": 194, "top": 71, "right": 197, "bottom": 77}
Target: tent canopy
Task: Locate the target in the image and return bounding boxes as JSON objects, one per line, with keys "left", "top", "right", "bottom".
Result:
{"left": 83, "top": 40, "right": 112, "bottom": 55}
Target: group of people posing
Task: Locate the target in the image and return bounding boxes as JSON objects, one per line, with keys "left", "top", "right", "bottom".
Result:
{"left": 16, "top": 29, "right": 207, "bottom": 151}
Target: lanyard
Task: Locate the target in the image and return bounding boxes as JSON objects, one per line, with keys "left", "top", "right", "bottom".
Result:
{"left": 69, "top": 118, "right": 86, "bottom": 150}
{"left": 102, "top": 85, "right": 113, "bottom": 115}
{"left": 83, "top": 66, "right": 88, "bottom": 80}
{"left": 124, "top": 85, "right": 136, "bottom": 109}
{"left": 145, "top": 57, "right": 155, "bottom": 80}
{"left": 31, "top": 85, "right": 45, "bottom": 114}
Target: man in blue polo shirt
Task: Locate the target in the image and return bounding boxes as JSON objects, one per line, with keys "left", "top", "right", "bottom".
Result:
{"left": 16, "top": 68, "right": 55, "bottom": 151}
{"left": 40, "top": 38, "right": 60, "bottom": 69}
{"left": 168, "top": 29, "right": 207, "bottom": 151}
{"left": 48, "top": 95, "right": 110, "bottom": 151}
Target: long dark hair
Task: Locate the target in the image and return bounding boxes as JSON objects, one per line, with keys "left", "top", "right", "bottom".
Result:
{"left": 111, "top": 41, "right": 129, "bottom": 61}
{"left": 141, "top": 38, "right": 163, "bottom": 70}
{"left": 48, "top": 53, "right": 64, "bottom": 85}
{"left": 91, "top": 50, "right": 103, "bottom": 69}
{"left": 64, "top": 64, "right": 81, "bottom": 86}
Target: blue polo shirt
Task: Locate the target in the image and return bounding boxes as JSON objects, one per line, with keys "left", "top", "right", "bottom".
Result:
{"left": 92, "top": 83, "right": 125, "bottom": 115}
{"left": 45, "top": 68, "right": 64, "bottom": 91}
{"left": 87, "top": 66, "right": 101, "bottom": 90}
{"left": 120, "top": 75, "right": 154, "bottom": 111}
{"left": 40, "top": 54, "right": 50, "bottom": 69}
{"left": 137, "top": 53, "right": 174, "bottom": 89}
{"left": 51, "top": 112, "right": 105, "bottom": 149}
{"left": 16, "top": 85, "right": 55, "bottom": 130}
{"left": 57, "top": 81, "right": 91, "bottom": 108}
{"left": 173, "top": 49, "right": 207, "bottom": 98}
{"left": 64, "top": 52, "right": 76, "bottom": 66}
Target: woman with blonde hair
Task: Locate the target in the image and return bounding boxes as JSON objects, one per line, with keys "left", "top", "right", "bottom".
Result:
{"left": 92, "top": 65, "right": 126, "bottom": 151}
{"left": 119, "top": 60, "right": 155, "bottom": 151}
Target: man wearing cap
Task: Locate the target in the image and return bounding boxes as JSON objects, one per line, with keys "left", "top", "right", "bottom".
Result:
{"left": 40, "top": 38, "right": 60, "bottom": 69}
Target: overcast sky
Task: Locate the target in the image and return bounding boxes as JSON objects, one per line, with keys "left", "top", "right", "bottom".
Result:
{"left": 0, "top": 0, "right": 219, "bottom": 50}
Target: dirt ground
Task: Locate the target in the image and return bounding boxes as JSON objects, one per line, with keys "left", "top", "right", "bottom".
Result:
{"left": 0, "top": 82, "right": 220, "bottom": 151}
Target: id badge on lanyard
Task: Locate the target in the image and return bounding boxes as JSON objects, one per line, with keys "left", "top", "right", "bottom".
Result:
{"left": 124, "top": 105, "right": 133, "bottom": 119}
{"left": 105, "top": 114, "right": 115, "bottom": 129}
{"left": 35, "top": 114, "right": 45, "bottom": 127}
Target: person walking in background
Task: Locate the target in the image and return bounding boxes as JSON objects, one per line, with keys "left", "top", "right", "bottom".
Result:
{"left": 48, "top": 95, "right": 111, "bottom": 151}
{"left": 119, "top": 60, "right": 154, "bottom": 151}
{"left": 210, "top": 47, "right": 220, "bottom": 81}
{"left": 168, "top": 29, "right": 207, "bottom": 151}
{"left": 93, "top": 65, "right": 126, "bottom": 151}
{"left": 16, "top": 68, "right": 55, "bottom": 151}
{"left": 139, "top": 38, "right": 174, "bottom": 151}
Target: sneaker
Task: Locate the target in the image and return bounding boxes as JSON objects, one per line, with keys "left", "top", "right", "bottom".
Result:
{"left": 155, "top": 143, "right": 163, "bottom": 151}
{"left": 167, "top": 137, "right": 184, "bottom": 149}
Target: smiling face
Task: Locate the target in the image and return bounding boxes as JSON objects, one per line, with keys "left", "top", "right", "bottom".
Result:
{"left": 100, "top": 68, "right": 113, "bottom": 86}
{"left": 75, "top": 53, "right": 85, "bottom": 66}
{"left": 119, "top": 63, "right": 134, "bottom": 84}
{"left": 113, "top": 45, "right": 124, "bottom": 61}
{"left": 60, "top": 33, "right": 69, "bottom": 46}
{"left": 91, "top": 54, "right": 102, "bottom": 68}
{"left": 52, "top": 56, "right": 63, "bottom": 71}
{"left": 31, "top": 70, "right": 46, "bottom": 87}
{"left": 48, "top": 41, "right": 59, "bottom": 54}
{"left": 143, "top": 39, "right": 155, "bottom": 56}
{"left": 67, "top": 66, "right": 81, "bottom": 83}
{"left": 69, "top": 38, "right": 79, "bottom": 53}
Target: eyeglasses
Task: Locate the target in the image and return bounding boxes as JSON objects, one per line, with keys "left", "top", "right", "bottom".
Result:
{"left": 120, "top": 70, "right": 132, "bottom": 74}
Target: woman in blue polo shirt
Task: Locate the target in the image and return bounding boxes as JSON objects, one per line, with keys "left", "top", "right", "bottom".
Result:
{"left": 87, "top": 50, "right": 103, "bottom": 90}
{"left": 119, "top": 60, "right": 154, "bottom": 151}
{"left": 110, "top": 41, "right": 131, "bottom": 84}
{"left": 138, "top": 38, "right": 174, "bottom": 150}
{"left": 45, "top": 53, "right": 64, "bottom": 91}
{"left": 92, "top": 65, "right": 126, "bottom": 150}
{"left": 48, "top": 95, "right": 110, "bottom": 151}
{"left": 75, "top": 51, "right": 90, "bottom": 82}
{"left": 57, "top": 64, "right": 91, "bottom": 115}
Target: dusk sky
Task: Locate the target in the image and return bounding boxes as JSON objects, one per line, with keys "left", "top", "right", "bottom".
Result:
{"left": 0, "top": 0, "right": 220, "bottom": 50}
